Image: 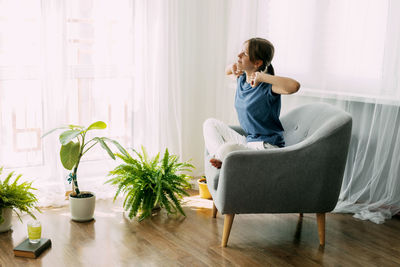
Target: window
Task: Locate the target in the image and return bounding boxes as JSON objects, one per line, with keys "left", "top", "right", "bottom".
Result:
{"left": 0, "top": 0, "right": 134, "bottom": 180}
{"left": 66, "top": 0, "right": 133, "bottom": 164}
{"left": 0, "top": 0, "right": 42, "bottom": 168}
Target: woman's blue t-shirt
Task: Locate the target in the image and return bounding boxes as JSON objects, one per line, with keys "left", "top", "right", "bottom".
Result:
{"left": 234, "top": 73, "right": 285, "bottom": 147}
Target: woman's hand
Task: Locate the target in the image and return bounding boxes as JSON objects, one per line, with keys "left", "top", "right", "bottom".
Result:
{"left": 249, "top": 71, "right": 301, "bottom": 94}
{"left": 231, "top": 63, "right": 243, "bottom": 77}
{"left": 249, "top": 72, "right": 263, "bottom": 87}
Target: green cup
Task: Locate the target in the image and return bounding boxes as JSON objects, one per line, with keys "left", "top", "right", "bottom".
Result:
{"left": 27, "top": 220, "right": 42, "bottom": 244}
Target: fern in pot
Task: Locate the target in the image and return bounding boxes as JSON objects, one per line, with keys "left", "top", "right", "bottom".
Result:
{"left": 106, "top": 146, "right": 194, "bottom": 221}
{"left": 43, "top": 121, "right": 126, "bottom": 222}
{"left": 0, "top": 167, "right": 40, "bottom": 232}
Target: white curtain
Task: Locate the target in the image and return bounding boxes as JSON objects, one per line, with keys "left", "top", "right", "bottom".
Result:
{"left": 132, "top": 0, "right": 183, "bottom": 156}
{"left": 0, "top": 0, "right": 219, "bottom": 206}
{"left": 176, "top": 0, "right": 228, "bottom": 176}
{"left": 0, "top": 0, "right": 135, "bottom": 207}
{"left": 219, "top": 0, "right": 400, "bottom": 223}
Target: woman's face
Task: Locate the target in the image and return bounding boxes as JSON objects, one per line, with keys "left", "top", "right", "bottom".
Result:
{"left": 237, "top": 42, "right": 257, "bottom": 72}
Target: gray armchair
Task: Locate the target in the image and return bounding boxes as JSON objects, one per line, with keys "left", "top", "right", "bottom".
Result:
{"left": 204, "top": 102, "right": 352, "bottom": 247}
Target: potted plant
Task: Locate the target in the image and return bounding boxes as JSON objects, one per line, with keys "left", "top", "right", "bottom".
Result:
{"left": 0, "top": 167, "right": 40, "bottom": 232}
{"left": 106, "top": 146, "right": 194, "bottom": 221}
{"left": 43, "top": 121, "right": 126, "bottom": 222}
{"left": 197, "top": 176, "right": 212, "bottom": 199}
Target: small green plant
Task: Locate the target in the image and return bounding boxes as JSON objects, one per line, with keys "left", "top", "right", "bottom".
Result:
{"left": 106, "top": 146, "right": 194, "bottom": 221}
{"left": 0, "top": 167, "right": 40, "bottom": 224}
{"left": 43, "top": 121, "right": 126, "bottom": 197}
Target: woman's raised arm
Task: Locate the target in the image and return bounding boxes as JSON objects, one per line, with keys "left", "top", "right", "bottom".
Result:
{"left": 251, "top": 72, "right": 300, "bottom": 95}
{"left": 225, "top": 63, "right": 243, "bottom": 77}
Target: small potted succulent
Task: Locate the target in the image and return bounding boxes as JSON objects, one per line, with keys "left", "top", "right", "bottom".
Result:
{"left": 106, "top": 146, "right": 194, "bottom": 221}
{"left": 43, "top": 121, "right": 126, "bottom": 222}
{"left": 0, "top": 167, "right": 40, "bottom": 232}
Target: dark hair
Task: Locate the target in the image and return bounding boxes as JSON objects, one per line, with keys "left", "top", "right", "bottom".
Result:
{"left": 246, "top": 37, "right": 275, "bottom": 75}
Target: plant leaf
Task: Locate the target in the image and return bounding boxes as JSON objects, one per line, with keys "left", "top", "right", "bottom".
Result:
{"left": 102, "top": 137, "right": 129, "bottom": 158}
{"left": 87, "top": 121, "right": 107, "bottom": 131}
{"left": 60, "top": 141, "right": 81, "bottom": 170}
{"left": 68, "top": 124, "right": 84, "bottom": 129}
{"left": 95, "top": 137, "right": 116, "bottom": 160}
{"left": 59, "top": 130, "right": 82, "bottom": 145}
{"left": 41, "top": 126, "right": 69, "bottom": 138}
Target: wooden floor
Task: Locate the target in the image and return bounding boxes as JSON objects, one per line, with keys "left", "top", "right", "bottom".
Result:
{"left": 1, "top": 190, "right": 400, "bottom": 267}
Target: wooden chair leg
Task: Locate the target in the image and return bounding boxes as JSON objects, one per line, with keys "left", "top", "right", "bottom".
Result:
{"left": 212, "top": 202, "right": 217, "bottom": 218}
{"left": 299, "top": 213, "right": 304, "bottom": 217}
{"left": 316, "top": 213, "right": 325, "bottom": 246}
{"left": 221, "top": 214, "right": 235, "bottom": 247}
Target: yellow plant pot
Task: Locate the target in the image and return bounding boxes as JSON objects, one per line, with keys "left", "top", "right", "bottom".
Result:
{"left": 198, "top": 178, "right": 212, "bottom": 199}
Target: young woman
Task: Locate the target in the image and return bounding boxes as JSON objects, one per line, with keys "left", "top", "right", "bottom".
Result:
{"left": 203, "top": 37, "right": 300, "bottom": 169}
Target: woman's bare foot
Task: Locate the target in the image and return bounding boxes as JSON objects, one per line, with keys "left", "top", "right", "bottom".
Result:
{"left": 210, "top": 158, "right": 222, "bottom": 169}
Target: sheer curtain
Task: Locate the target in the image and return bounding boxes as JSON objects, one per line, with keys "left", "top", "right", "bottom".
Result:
{"left": 132, "top": 0, "right": 183, "bottom": 156}
{"left": 220, "top": 0, "right": 400, "bottom": 223}
{"left": 0, "top": 0, "right": 217, "bottom": 206}
{"left": 0, "top": 0, "right": 134, "bottom": 207}
{"left": 176, "top": 0, "right": 229, "bottom": 176}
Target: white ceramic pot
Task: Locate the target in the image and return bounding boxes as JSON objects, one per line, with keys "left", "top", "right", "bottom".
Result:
{"left": 0, "top": 208, "right": 13, "bottom": 232}
{"left": 69, "top": 192, "right": 96, "bottom": 222}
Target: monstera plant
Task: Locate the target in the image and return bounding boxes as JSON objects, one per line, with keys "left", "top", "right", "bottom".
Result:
{"left": 43, "top": 121, "right": 126, "bottom": 221}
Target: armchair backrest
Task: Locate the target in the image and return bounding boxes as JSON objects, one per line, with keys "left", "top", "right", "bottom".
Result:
{"left": 281, "top": 102, "right": 352, "bottom": 147}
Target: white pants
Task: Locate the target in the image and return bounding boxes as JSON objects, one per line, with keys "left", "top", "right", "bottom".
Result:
{"left": 203, "top": 118, "right": 278, "bottom": 161}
